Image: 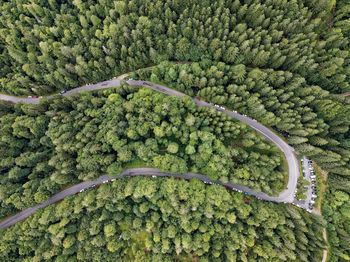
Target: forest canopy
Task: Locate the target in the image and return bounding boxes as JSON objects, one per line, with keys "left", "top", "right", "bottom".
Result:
{"left": 0, "top": 176, "right": 327, "bottom": 262}
{"left": 0, "top": 85, "right": 286, "bottom": 220}
{"left": 0, "top": 0, "right": 350, "bottom": 95}
{"left": 0, "top": 0, "right": 350, "bottom": 261}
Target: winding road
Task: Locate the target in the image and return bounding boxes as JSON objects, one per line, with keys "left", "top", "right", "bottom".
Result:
{"left": 0, "top": 77, "right": 299, "bottom": 229}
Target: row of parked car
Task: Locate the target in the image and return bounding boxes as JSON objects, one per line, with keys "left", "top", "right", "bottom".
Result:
{"left": 78, "top": 178, "right": 116, "bottom": 193}
{"left": 302, "top": 158, "right": 317, "bottom": 212}
{"left": 27, "top": 90, "right": 66, "bottom": 98}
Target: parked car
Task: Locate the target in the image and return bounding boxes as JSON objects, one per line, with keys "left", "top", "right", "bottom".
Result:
{"left": 311, "top": 197, "right": 316, "bottom": 201}
{"left": 60, "top": 90, "right": 66, "bottom": 94}
{"left": 310, "top": 175, "right": 316, "bottom": 179}
{"left": 308, "top": 161, "right": 312, "bottom": 164}
{"left": 311, "top": 185, "right": 316, "bottom": 189}
{"left": 312, "top": 194, "right": 317, "bottom": 198}
{"left": 33, "top": 96, "right": 38, "bottom": 98}
{"left": 27, "top": 96, "right": 32, "bottom": 98}
{"left": 311, "top": 181, "right": 316, "bottom": 184}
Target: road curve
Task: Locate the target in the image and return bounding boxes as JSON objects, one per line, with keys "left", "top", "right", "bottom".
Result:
{"left": 0, "top": 77, "right": 299, "bottom": 229}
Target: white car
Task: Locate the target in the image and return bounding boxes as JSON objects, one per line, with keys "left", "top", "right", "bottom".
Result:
{"left": 28, "top": 96, "right": 32, "bottom": 98}
{"left": 152, "top": 175, "right": 156, "bottom": 178}
{"left": 102, "top": 180, "right": 108, "bottom": 183}
{"left": 79, "top": 189, "right": 84, "bottom": 193}
{"left": 111, "top": 178, "right": 116, "bottom": 181}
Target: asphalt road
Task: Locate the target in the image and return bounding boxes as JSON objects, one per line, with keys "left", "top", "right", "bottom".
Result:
{"left": 0, "top": 167, "right": 289, "bottom": 229}
{"left": 0, "top": 78, "right": 299, "bottom": 229}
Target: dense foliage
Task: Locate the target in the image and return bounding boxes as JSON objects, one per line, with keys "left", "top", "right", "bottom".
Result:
{"left": 1, "top": 0, "right": 350, "bottom": 260}
{"left": 0, "top": 176, "right": 326, "bottom": 261}
{"left": 0, "top": 85, "right": 285, "bottom": 220}
{"left": 143, "top": 58, "right": 350, "bottom": 260}
{"left": 322, "top": 186, "right": 350, "bottom": 261}
{"left": 146, "top": 60, "right": 350, "bottom": 177}
{"left": 0, "top": 0, "right": 349, "bottom": 95}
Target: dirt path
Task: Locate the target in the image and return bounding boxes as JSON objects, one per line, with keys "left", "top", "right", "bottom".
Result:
{"left": 340, "top": 91, "right": 350, "bottom": 97}
{"left": 322, "top": 229, "right": 328, "bottom": 262}
{"left": 116, "top": 66, "right": 154, "bottom": 80}
{"left": 313, "top": 163, "right": 329, "bottom": 262}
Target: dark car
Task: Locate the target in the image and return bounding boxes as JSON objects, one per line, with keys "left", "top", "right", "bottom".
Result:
{"left": 311, "top": 197, "right": 316, "bottom": 201}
